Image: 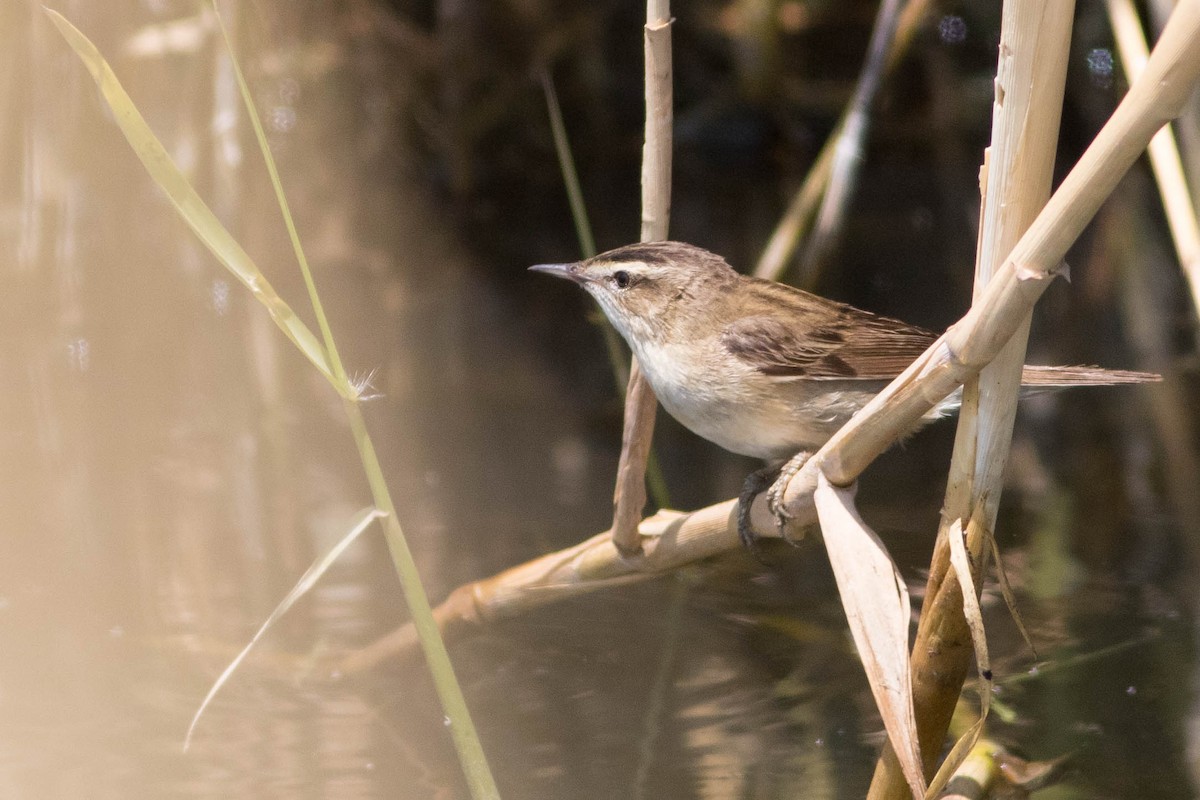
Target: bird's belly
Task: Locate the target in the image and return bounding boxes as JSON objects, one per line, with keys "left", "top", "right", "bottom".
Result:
{"left": 639, "top": 344, "right": 881, "bottom": 460}
{"left": 663, "top": 380, "right": 960, "bottom": 460}
{"left": 631, "top": 338, "right": 962, "bottom": 461}
{"left": 661, "top": 386, "right": 873, "bottom": 461}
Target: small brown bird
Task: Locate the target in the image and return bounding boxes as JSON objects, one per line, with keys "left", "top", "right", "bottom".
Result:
{"left": 531, "top": 241, "right": 1157, "bottom": 548}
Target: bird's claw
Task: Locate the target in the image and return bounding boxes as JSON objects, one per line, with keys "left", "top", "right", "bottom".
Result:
{"left": 766, "top": 483, "right": 793, "bottom": 532}
{"left": 767, "top": 451, "right": 811, "bottom": 546}
{"left": 736, "top": 452, "right": 812, "bottom": 554}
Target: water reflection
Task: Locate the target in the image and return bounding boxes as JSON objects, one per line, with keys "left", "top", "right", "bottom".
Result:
{"left": 2, "top": 3, "right": 1197, "bottom": 799}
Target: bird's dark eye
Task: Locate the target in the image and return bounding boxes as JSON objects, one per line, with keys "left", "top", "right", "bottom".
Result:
{"left": 613, "top": 270, "right": 631, "bottom": 289}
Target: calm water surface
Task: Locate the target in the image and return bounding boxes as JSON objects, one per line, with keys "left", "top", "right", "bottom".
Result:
{"left": 2, "top": 3, "right": 1196, "bottom": 798}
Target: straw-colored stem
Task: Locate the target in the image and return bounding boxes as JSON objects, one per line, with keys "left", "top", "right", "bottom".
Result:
{"left": 868, "top": 2, "right": 1075, "bottom": 795}
{"left": 539, "top": 71, "right": 672, "bottom": 510}
{"left": 1106, "top": 0, "right": 1200, "bottom": 313}
{"left": 337, "top": 497, "right": 793, "bottom": 675}
{"left": 781, "top": 0, "right": 1200, "bottom": 503}
{"left": 640, "top": 0, "right": 673, "bottom": 244}
{"left": 611, "top": 1, "right": 674, "bottom": 556}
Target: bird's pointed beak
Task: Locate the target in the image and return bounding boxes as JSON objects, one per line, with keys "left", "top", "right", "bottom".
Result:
{"left": 529, "top": 262, "right": 585, "bottom": 284}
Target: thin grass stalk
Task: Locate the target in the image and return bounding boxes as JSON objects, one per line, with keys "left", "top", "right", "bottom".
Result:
{"left": 47, "top": 6, "right": 499, "bottom": 796}
{"left": 610, "top": 0, "right": 674, "bottom": 556}
{"left": 346, "top": 411, "right": 502, "bottom": 798}
{"left": 208, "top": 5, "right": 344, "bottom": 379}
{"left": 868, "top": 3, "right": 1075, "bottom": 795}
{"left": 753, "top": 0, "right": 934, "bottom": 281}
{"left": 206, "top": 7, "right": 499, "bottom": 796}
{"left": 538, "top": 68, "right": 628, "bottom": 386}
{"left": 798, "top": 0, "right": 906, "bottom": 284}
{"left": 539, "top": 69, "right": 596, "bottom": 259}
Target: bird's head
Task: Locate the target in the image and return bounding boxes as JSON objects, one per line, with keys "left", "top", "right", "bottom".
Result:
{"left": 529, "top": 241, "right": 738, "bottom": 345}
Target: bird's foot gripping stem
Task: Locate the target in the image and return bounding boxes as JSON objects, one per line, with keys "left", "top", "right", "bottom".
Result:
{"left": 737, "top": 465, "right": 778, "bottom": 556}
{"left": 736, "top": 451, "right": 811, "bottom": 553}
{"left": 767, "top": 451, "right": 811, "bottom": 545}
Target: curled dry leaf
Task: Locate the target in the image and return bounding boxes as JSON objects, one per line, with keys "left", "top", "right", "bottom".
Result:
{"left": 814, "top": 473, "right": 925, "bottom": 799}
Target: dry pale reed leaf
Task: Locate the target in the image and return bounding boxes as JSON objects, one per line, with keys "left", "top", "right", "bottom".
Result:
{"left": 946, "top": 519, "right": 991, "bottom": 683}
{"left": 44, "top": 8, "right": 340, "bottom": 391}
{"left": 987, "top": 528, "right": 1037, "bottom": 658}
{"left": 184, "top": 508, "right": 385, "bottom": 751}
{"left": 814, "top": 474, "right": 925, "bottom": 799}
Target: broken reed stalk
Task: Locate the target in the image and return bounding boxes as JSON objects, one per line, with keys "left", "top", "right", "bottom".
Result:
{"left": 611, "top": 0, "right": 674, "bottom": 557}
{"left": 868, "top": 0, "right": 1076, "bottom": 795}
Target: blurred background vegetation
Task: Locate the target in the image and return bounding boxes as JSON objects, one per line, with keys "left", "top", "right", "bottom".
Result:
{"left": 2, "top": 0, "right": 1198, "bottom": 797}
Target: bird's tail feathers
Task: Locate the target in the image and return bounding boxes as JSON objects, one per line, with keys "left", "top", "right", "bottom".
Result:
{"left": 1018, "top": 364, "right": 1160, "bottom": 386}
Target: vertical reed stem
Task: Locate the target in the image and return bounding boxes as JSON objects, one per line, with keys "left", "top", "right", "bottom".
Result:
{"left": 610, "top": 1, "right": 674, "bottom": 556}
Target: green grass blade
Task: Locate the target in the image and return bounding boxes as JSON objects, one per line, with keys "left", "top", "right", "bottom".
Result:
{"left": 207, "top": 3, "right": 350, "bottom": 387}
{"left": 206, "top": 7, "right": 501, "bottom": 797}
{"left": 43, "top": 7, "right": 340, "bottom": 391}
{"left": 342, "top": 404, "right": 501, "bottom": 799}
{"left": 539, "top": 69, "right": 596, "bottom": 258}
{"left": 184, "top": 507, "right": 385, "bottom": 751}
{"left": 50, "top": 9, "right": 501, "bottom": 798}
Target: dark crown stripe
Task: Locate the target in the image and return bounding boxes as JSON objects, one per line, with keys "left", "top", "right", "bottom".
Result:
{"left": 591, "top": 244, "right": 677, "bottom": 265}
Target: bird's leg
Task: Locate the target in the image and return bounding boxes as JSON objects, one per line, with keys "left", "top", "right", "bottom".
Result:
{"left": 767, "top": 450, "right": 811, "bottom": 545}
{"left": 738, "top": 465, "right": 780, "bottom": 554}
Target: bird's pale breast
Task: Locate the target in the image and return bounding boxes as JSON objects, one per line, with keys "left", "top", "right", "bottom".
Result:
{"left": 631, "top": 335, "right": 891, "bottom": 460}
